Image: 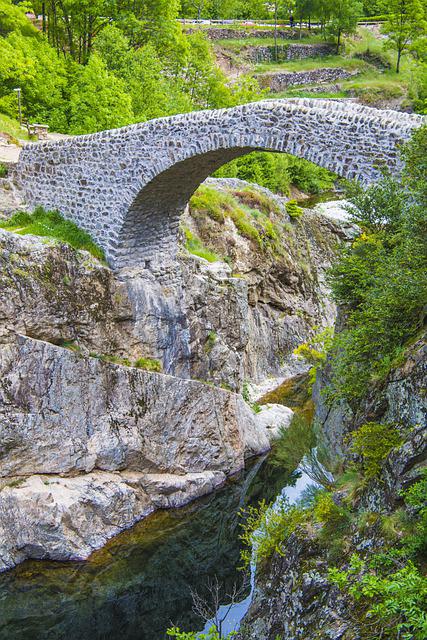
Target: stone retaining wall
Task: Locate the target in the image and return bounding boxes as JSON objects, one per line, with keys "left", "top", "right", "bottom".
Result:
{"left": 186, "top": 28, "right": 310, "bottom": 40}
{"left": 246, "top": 43, "right": 335, "bottom": 62}
{"left": 258, "top": 67, "right": 358, "bottom": 91}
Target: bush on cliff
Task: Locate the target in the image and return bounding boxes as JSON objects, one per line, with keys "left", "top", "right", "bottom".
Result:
{"left": 326, "top": 127, "right": 427, "bottom": 402}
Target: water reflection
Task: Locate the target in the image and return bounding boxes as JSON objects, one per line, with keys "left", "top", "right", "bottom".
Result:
{"left": 0, "top": 456, "right": 296, "bottom": 640}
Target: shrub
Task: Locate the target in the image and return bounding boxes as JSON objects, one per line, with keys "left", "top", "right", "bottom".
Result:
{"left": 329, "top": 556, "right": 427, "bottom": 640}
{"left": 0, "top": 207, "right": 105, "bottom": 261}
{"left": 350, "top": 422, "right": 402, "bottom": 480}
{"left": 239, "top": 498, "right": 308, "bottom": 569}
{"left": 134, "top": 357, "right": 162, "bottom": 372}
{"left": 0, "top": 163, "right": 7, "bottom": 178}
{"left": 313, "top": 491, "right": 352, "bottom": 538}
{"left": 204, "top": 331, "right": 217, "bottom": 354}
{"left": 286, "top": 200, "right": 303, "bottom": 219}
{"left": 401, "top": 468, "right": 427, "bottom": 558}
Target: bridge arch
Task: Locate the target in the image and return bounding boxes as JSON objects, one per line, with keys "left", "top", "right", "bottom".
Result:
{"left": 17, "top": 99, "right": 424, "bottom": 270}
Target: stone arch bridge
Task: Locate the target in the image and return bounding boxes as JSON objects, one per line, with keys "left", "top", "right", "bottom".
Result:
{"left": 16, "top": 99, "right": 424, "bottom": 270}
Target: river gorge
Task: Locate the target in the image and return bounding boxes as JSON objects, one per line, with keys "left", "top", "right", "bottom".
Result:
{"left": 0, "top": 98, "right": 425, "bottom": 639}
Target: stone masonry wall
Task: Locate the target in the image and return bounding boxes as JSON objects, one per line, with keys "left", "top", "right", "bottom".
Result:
{"left": 258, "top": 68, "right": 358, "bottom": 91}
{"left": 185, "top": 28, "right": 309, "bottom": 40}
{"left": 246, "top": 43, "right": 335, "bottom": 63}
{"left": 15, "top": 99, "right": 424, "bottom": 270}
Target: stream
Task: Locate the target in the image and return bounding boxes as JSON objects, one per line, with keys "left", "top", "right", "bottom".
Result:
{"left": 0, "top": 455, "right": 310, "bottom": 640}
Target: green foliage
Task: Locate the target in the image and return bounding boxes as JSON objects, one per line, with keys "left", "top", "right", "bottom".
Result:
{"left": 327, "top": 130, "right": 427, "bottom": 402}
{"left": 239, "top": 497, "right": 308, "bottom": 569}
{"left": 0, "top": 28, "right": 68, "bottom": 131}
{"left": 293, "top": 327, "right": 334, "bottom": 388}
{"left": 167, "top": 626, "right": 235, "bottom": 639}
{"left": 327, "top": 0, "right": 363, "bottom": 52}
{"left": 134, "top": 357, "right": 162, "bottom": 372}
{"left": 0, "top": 162, "right": 7, "bottom": 177}
{"left": 286, "top": 200, "right": 303, "bottom": 219}
{"left": 329, "top": 555, "right": 427, "bottom": 639}
{"left": 69, "top": 54, "right": 134, "bottom": 134}
{"left": 0, "top": 1, "right": 264, "bottom": 134}
{"left": 401, "top": 468, "right": 427, "bottom": 558}
{"left": 381, "top": 0, "right": 427, "bottom": 73}
{"left": 0, "top": 207, "right": 105, "bottom": 261}
{"left": 214, "top": 152, "right": 336, "bottom": 197}
{"left": 350, "top": 422, "right": 402, "bottom": 480}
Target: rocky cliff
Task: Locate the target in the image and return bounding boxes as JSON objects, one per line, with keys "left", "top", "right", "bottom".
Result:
{"left": 0, "top": 179, "right": 350, "bottom": 571}
{"left": 238, "top": 332, "right": 427, "bottom": 640}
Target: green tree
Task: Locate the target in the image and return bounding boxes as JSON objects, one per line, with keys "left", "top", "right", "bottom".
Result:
{"left": 381, "top": 0, "right": 427, "bottom": 73}
{"left": 327, "top": 127, "right": 427, "bottom": 402}
{"left": 0, "top": 29, "right": 68, "bottom": 130}
{"left": 68, "top": 53, "right": 133, "bottom": 133}
{"left": 328, "top": 0, "right": 363, "bottom": 53}
{"left": 0, "top": 0, "right": 37, "bottom": 36}
{"left": 92, "top": 24, "right": 133, "bottom": 77}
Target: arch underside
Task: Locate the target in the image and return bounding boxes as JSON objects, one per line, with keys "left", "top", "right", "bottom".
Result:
{"left": 115, "top": 147, "right": 257, "bottom": 270}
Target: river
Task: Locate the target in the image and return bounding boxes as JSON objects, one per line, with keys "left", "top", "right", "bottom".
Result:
{"left": 0, "top": 455, "right": 307, "bottom": 640}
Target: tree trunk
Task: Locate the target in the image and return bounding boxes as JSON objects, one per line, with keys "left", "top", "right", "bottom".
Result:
{"left": 274, "top": 3, "right": 278, "bottom": 62}
{"left": 42, "top": 2, "right": 46, "bottom": 33}
{"left": 336, "top": 29, "right": 341, "bottom": 54}
{"left": 396, "top": 48, "right": 401, "bottom": 73}
{"left": 58, "top": 0, "right": 75, "bottom": 58}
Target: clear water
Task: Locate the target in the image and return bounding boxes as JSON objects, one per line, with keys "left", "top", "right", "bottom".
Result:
{"left": 0, "top": 455, "right": 299, "bottom": 640}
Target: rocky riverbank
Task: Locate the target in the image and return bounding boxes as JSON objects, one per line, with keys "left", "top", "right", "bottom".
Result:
{"left": 238, "top": 332, "right": 427, "bottom": 640}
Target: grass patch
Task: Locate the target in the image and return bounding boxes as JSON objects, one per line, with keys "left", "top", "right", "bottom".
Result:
{"left": 183, "top": 226, "right": 222, "bottom": 262}
{"left": 255, "top": 55, "right": 366, "bottom": 74}
{"left": 232, "top": 186, "right": 280, "bottom": 216}
{"left": 0, "top": 112, "right": 32, "bottom": 142}
{"left": 134, "top": 357, "right": 162, "bottom": 372}
{"left": 0, "top": 207, "right": 105, "bottom": 262}
{"left": 216, "top": 34, "right": 326, "bottom": 51}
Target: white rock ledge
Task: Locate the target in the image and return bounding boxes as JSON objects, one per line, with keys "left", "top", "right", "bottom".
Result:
{"left": 0, "top": 470, "right": 226, "bottom": 572}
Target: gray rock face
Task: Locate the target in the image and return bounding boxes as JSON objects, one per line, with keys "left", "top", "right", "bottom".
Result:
{"left": 15, "top": 99, "right": 423, "bottom": 269}
{"left": 0, "top": 335, "right": 267, "bottom": 478}
{"left": 0, "top": 229, "right": 135, "bottom": 354}
{"left": 0, "top": 179, "right": 348, "bottom": 388}
{"left": 0, "top": 333, "right": 275, "bottom": 571}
